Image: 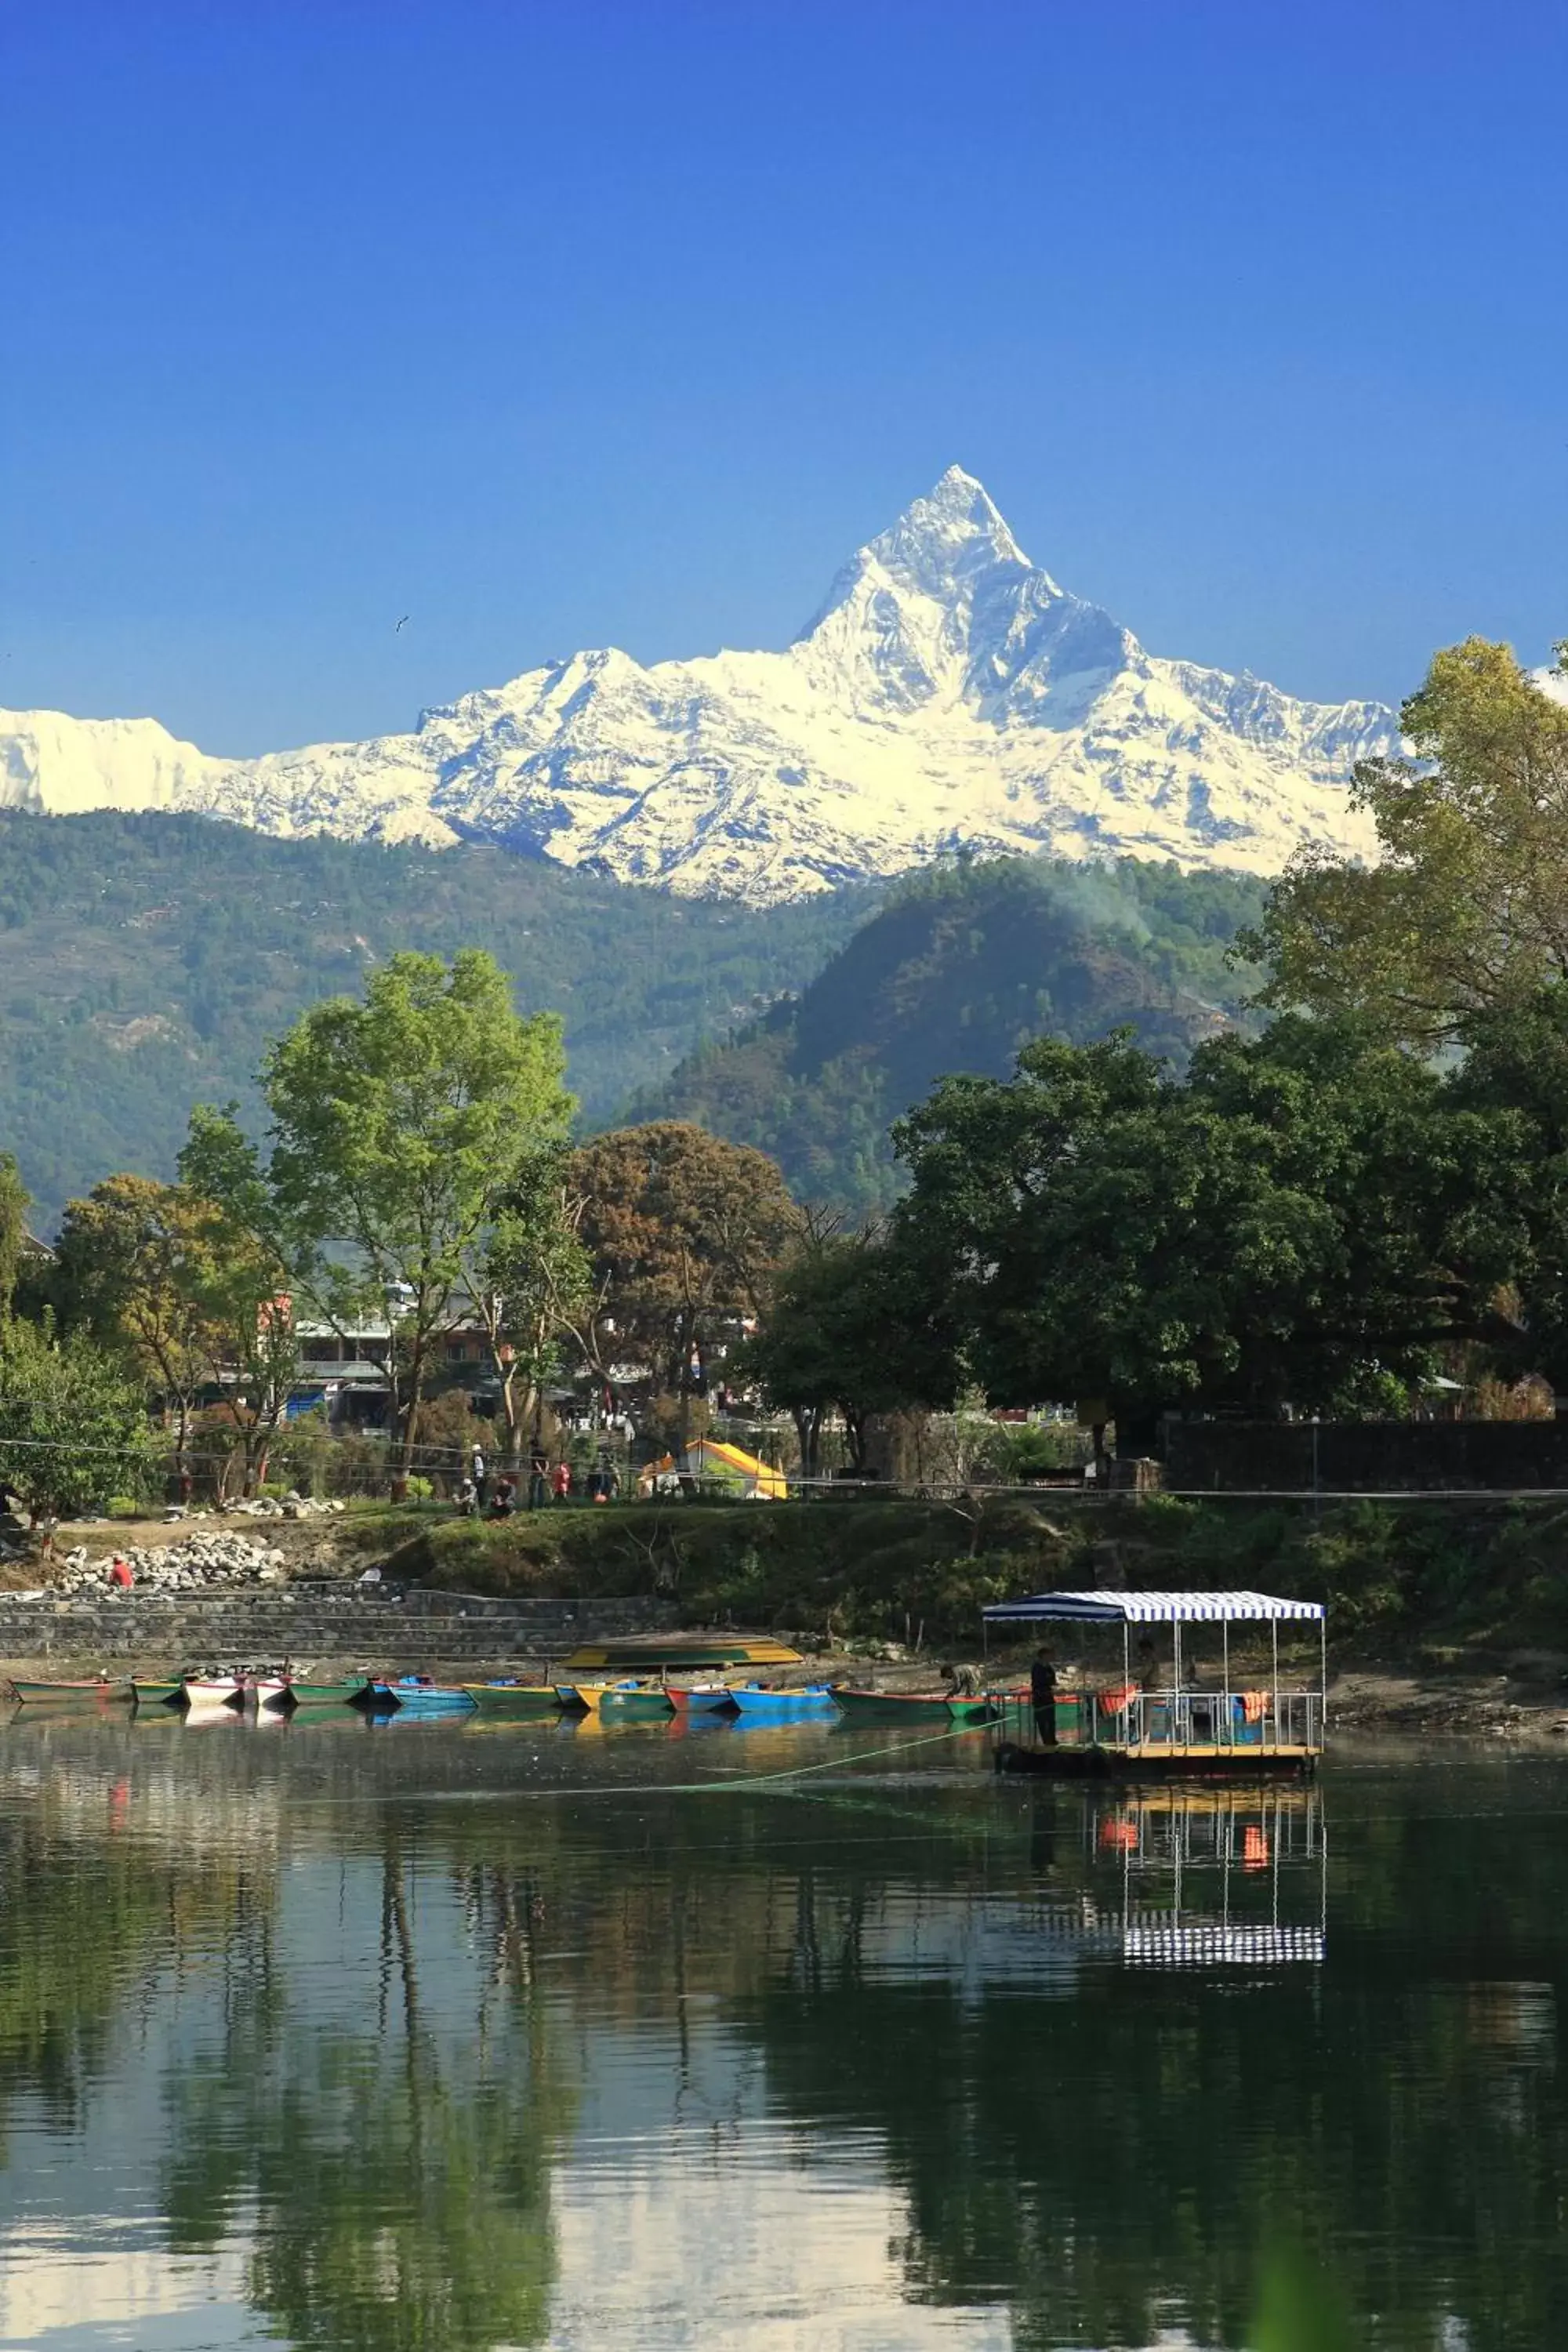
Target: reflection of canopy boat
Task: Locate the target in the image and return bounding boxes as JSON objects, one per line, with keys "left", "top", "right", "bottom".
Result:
{"left": 982, "top": 1589, "right": 1327, "bottom": 1779}
{"left": 1044, "top": 1786, "right": 1327, "bottom": 1969}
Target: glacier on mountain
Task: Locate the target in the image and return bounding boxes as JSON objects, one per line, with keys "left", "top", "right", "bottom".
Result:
{"left": 0, "top": 468, "right": 1397, "bottom": 901}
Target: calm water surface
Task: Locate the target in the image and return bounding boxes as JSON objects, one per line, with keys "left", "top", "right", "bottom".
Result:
{"left": 0, "top": 1709, "right": 1559, "bottom": 2350}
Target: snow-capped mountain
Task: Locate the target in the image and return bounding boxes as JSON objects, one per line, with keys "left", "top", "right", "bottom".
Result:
{"left": 0, "top": 468, "right": 1396, "bottom": 901}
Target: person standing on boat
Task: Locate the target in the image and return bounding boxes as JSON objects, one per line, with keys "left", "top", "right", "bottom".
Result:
{"left": 1030, "top": 1649, "right": 1058, "bottom": 1746}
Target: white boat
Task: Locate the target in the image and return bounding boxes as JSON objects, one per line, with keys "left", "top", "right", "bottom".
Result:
{"left": 183, "top": 1675, "right": 242, "bottom": 1710}
{"left": 245, "top": 1676, "right": 289, "bottom": 1711}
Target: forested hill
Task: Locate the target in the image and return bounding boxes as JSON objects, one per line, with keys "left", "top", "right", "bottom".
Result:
{"left": 635, "top": 858, "right": 1268, "bottom": 1209}
{"left": 0, "top": 811, "right": 869, "bottom": 1229}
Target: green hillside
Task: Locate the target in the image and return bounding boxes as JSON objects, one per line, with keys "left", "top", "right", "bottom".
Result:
{"left": 0, "top": 811, "right": 869, "bottom": 1229}
{"left": 637, "top": 856, "right": 1268, "bottom": 1208}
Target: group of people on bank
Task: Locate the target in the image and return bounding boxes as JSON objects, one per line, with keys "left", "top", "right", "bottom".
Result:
{"left": 456, "top": 1443, "right": 620, "bottom": 1518}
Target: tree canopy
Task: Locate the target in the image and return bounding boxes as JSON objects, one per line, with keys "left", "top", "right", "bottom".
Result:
{"left": 1247, "top": 637, "right": 1568, "bottom": 1043}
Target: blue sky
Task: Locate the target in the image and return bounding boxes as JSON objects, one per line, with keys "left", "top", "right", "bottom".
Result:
{"left": 3, "top": 0, "right": 1566, "bottom": 754}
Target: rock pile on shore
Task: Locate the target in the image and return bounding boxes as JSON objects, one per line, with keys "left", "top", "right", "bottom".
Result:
{"left": 51, "top": 1534, "right": 292, "bottom": 1593}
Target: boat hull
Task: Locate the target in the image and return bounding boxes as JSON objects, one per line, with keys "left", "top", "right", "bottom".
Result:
{"left": 7, "top": 1679, "right": 132, "bottom": 1706}
{"left": 132, "top": 1679, "right": 184, "bottom": 1709}
{"left": 993, "top": 1740, "right": 1319, "bottom": 1781}
{"left": 183, "top": 1679, "right": 243, "bottom": 1710}
{"left": 670, "top": 1686, "right": 739, "bottom": 1713}
{"left": 728, "top": 1687, "right": 837, "bottom": 1718}
{"left": 596, "top": 1690, "right": 675, "bottom": 1721}
{"left": 366, "top": 1680, "right": 477, "bottom": 1716}
{"left": 277, "top": 1679, "right": 364, "bottom": 1709}
{"left": 833, "top": 1690, "right": 953, "bottom": 1722}
{"left": 463, "top": 1684, "right": 561, "bottom": 1718}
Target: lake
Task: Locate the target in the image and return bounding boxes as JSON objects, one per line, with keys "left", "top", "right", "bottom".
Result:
{"left": 0, "top": 1710, "right": 1558, "bottom": 2350}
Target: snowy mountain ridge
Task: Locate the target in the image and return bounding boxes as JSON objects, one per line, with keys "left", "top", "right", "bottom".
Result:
{"left": 0, "top": 467, "right": 1398, "bottom": 901}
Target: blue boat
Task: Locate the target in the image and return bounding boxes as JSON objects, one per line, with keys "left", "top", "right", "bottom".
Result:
{"left": 728, "top": 1686, "right": 838, "bottom": 1718}
{"left": 365, "top": 1677, "right": 477, "bottom": 1717}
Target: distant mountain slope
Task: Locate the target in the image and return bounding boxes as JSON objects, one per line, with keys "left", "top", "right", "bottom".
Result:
{"left": 636, "top": 858, "right": 1267, "bottom": 1208}
{"left": 0, "top": 811, "right": 868, "bottom": 1229}
{"left": 0, "top": 469, "right": 1393, "bottom": 903}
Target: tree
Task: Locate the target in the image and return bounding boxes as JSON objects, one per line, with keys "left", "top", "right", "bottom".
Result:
{"left": 568, "top": 1123, "right": 800, "bottom": 1444}
{"left": 256, "top": 952, "right": 572, "bottom": 1493}
{"left": 0, "top": 1153, "right": 29, "bottom": 1320}
{"left": 1247, "top": 637, "right": 1568, "bottom": 1043}
{"left": 0, "top": 1315, "right": 158, "bottom": 1525}
{"left": 178, "top": 1109, "right": 307, "bottom": 1497}
{"left": 52, "top": 1175, "right": 220, "bottom": 1466}
{"left": 891, "top": 1022, "right": 1526, "bottom": 1446}
{"left": 468, "top": 1152, "right": 591, "bottom": 1468}
{"left": 742, "top": 1227, "right": 949, "bottom": 1473}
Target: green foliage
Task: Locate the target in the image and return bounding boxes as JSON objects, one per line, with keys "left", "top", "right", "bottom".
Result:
{"left": 0, "top": 1152, "right": 27, "bottom": 1319}
{"left": 0, "top": 1314, "right": 159, "bottom": 1521}
{"left": 1247, "top": 635, "right": 1568, "bottom": 1042}
{"left": 0, "top": 808, "right": 868, "bottom": 1230}
{"left": 260, "top": 949, "right": 575, "bottom": 1475}
{"left": 888, "top": 1015, "right": 1528, "bottom": 1431}
{"left": 641, "top": 855, "right": 1266, "bottom": 1209}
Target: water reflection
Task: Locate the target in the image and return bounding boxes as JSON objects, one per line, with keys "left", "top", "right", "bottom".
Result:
{"left": 0, "top": 1718, "right": 1563, "bottom": 2346}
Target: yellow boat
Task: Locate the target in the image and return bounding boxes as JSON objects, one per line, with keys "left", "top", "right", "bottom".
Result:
{"left": 561, "top": 1636, "right": 803, "bottom": 1673}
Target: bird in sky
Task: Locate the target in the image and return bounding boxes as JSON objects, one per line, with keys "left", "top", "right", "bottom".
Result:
{"left": 395, "top": 615, "right": 408, "bottom": 633}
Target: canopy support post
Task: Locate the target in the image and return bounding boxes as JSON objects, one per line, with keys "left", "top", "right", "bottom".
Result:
{"left": 1272, "top": 1619, "right": 1280, "bottom": 1751}
{"left": 1222, "top": 1619, "right": 1230, "bottom": 1748}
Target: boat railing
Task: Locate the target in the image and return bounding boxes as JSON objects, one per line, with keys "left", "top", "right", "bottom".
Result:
{"left": 995, "top": 1686, "right": 1323, "bottom": 1755}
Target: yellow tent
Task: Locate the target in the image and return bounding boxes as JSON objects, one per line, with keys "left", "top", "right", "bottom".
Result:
{"left": 679, "top": 1436, "right": 788, "bottom": 1500}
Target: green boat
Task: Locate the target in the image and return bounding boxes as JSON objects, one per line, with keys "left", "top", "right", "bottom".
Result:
{"left": 7, "top": 1678, "right": 132, "bottom": 1705}
{"left": 463, "top": 1682, "right": 562, "bottom": 1718}
{"left": 596, "top": 1687, "right": 676, "bottom": 1721}
{"left": 833, "top": 1688, "right": 955, "bottom": 1723}
{"left": 132, "top": 1679, "right": 185, "bottom": 1709}
{"left": 946, "top": 1696, "right": 1001, "bottom": 1726}
{"left": 278, "top": 1678, "right": 365, "bottom": 1708}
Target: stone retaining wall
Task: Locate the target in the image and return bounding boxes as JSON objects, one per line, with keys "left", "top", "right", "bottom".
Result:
{"left": 0, "top": 1585, "right": 676, "bottom": 1670}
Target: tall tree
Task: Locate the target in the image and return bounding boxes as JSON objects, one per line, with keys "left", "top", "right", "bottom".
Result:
{"left": 467, "top": 1152, "right": 591, "bottom": 1468}
{"left": 742, "top": 1228, "right": 944, "bottom": 1473}
{"left": 568, "top": 1123, "right": 799, "bottom": 1443}
{"left": 1247, "top": 637, "right": 1568, "bottom": 1043}
{"left": 178, "top": 1109, "right": 307, "bottom": 1497}
{"left": 259, "top": 952, "right": 572, "bottom": 1492}
{"left": 52, "top": 1175, "right": 219, "bottom": 1466}
{"left": 0, "top": 1153, "right": 29, "bottom": 1321}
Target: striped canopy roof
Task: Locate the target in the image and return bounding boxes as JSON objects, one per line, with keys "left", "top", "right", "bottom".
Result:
{"left": 983, "top": 1589, "right": 1324, "bottom": 1625}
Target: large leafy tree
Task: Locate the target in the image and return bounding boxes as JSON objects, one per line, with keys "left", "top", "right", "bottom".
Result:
{"left": 1247, "top": 637, "right": 1568, "bottom": 1043}
{"left": 258, "top": 952, "right": 572, "bottom": 1490}
{"left": 52, "top": 1175, "right": 220, "bottom": 1464}
{"left": 891, "top": 1022, "right": 1526, "bottom": 1445}
{"left": 177, "top": 1112, "right": 307, "bottom": 1497}
{"left": 0, "top": 1315, "right": 158, "bottom": 1525}
{"left": 568, "top": 1123, "right": 799, "bottom": 1441}
{"left": 743, "top": 1226, "right": 960, "bottom": 1473}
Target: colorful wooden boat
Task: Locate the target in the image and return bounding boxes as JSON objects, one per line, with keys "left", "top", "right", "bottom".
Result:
{"left": 561, "top": 1636, "right": 804, "bottom": 1672}
{"left": 274, "top": 1676, "right": 365, "bottom": 1709}
{"left": 595, "top": 1686, "right": 675, "bottom": 1721}
{"left": 462, "top": 1681, "right": 561, "bottom": 1718}
{"left": 132, "top": 1678, "right": 185, "bottom": 1709}
{"left": 183, "top": 1675, "right": 244, "bottom": 1710}
{"left": 833, "top": 1688, "right": 954, "bottom": 1723}
{"left": 365, "top": 1677, "right": 477, "bottom": 1716}
{"left": 6, "top": 1677, "right": 132, "bottom": 1705}
{"left": 668, "top": 1683, "right": 740, "bottom": 1713}
{"left": 728, "top": 1686, "right": 837, "bottom": 1717}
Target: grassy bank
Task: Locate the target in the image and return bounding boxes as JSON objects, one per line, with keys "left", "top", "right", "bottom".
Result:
{"left": 339, "top": 1490, "right": 1568, "bottom": 1663}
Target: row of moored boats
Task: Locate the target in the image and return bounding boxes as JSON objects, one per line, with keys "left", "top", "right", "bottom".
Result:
{"left": 2, "top": 1671, "right": 1008, "bottom": 1723}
